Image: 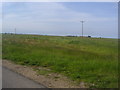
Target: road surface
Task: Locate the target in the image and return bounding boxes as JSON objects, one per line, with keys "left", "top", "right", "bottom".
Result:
{"left": 2, "top": 67, "right": 46, "bottom": 88}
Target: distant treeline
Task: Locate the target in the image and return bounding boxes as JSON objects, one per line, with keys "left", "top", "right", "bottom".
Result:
{"left": 2, "top": 33, "right": 103, "bottom": 38}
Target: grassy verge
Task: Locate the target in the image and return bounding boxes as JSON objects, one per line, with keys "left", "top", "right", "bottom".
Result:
{"left": 2, "top": 34, "right": 118, "bottom": 88}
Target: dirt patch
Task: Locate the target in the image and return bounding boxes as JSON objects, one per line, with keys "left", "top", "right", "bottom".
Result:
{"left": 2, "top": 60, "right": 86, "bottom": 88}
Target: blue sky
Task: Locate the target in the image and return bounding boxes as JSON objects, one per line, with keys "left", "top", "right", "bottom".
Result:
{"left": 2, "top": 2, "right": 118, "bottom": 38}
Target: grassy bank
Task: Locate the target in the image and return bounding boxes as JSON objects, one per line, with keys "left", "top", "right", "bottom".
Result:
{"left": 2, "top": 34, "right": 118, "bottom": 88}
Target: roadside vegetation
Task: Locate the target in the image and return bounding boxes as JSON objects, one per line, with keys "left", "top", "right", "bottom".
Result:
{"left": 2, "top": 34, "right": 118, "bottom": 88}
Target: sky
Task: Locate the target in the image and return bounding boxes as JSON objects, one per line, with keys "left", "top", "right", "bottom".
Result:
{"left": 2, "top": 2, "right": 118, "bottom": 38}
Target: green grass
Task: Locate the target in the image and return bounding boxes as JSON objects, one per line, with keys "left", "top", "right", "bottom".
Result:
{"left": 2, "top": 34, "right": 118, "bottom": 88}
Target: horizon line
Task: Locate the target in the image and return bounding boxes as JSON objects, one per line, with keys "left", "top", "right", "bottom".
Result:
{"left": 1, "top": 32, "right": 118, "bottom": 39}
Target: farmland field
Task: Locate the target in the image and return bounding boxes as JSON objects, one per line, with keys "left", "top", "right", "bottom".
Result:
{"left": 2, "top": 34, "right": 118, "bottom": 88}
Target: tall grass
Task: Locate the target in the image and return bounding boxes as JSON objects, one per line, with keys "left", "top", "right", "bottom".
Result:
{"left": 2, "top": 34, "right": 118, "bottom": 88}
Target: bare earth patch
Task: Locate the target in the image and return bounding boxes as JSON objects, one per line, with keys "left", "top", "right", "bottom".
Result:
{"left": 2, "top": 60, "right": 86, "bottom": 88}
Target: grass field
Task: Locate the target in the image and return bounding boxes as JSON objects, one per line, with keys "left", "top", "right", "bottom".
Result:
{"left": 2, "top": 34, "right": 118, "bottom": 88}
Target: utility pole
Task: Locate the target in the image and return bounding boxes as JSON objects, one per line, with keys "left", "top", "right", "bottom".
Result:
{"left": 80, "top": 21, "right": 85, "bottom": 37}
{"left": 15, "top": 28, "right": 16, "bottom": 34}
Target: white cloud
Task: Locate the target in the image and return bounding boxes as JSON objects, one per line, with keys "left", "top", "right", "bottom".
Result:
{"left": 4, "top": 2, "right": 116, "bottom": 22}
{"left": 2, "top": 2, "right": 118, "bottom": 38}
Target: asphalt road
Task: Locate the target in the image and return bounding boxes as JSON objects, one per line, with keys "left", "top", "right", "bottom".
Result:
{"left": 2, "top": 67, "right": 46, "bottom": 88}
